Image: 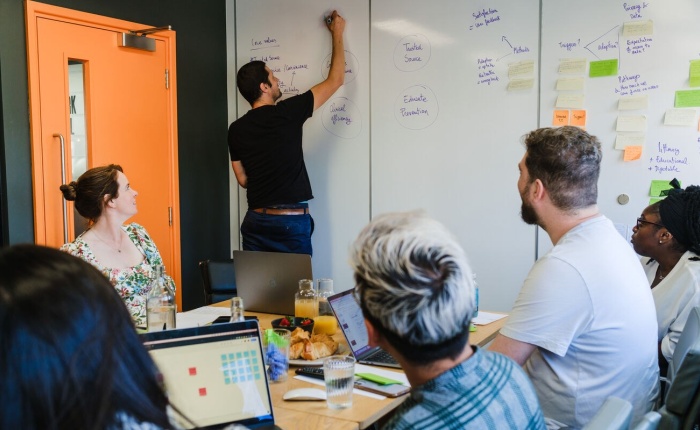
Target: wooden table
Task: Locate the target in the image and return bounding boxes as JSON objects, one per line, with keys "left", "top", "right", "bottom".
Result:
{"left": 212, "top": 300, "right": 506, "bottom": 429}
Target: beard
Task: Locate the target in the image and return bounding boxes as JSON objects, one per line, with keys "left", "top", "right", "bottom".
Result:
{"left": 519, "top": 183, "right": 540, "bottom": 225}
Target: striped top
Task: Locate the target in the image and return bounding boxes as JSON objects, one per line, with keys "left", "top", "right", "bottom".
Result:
{"left": 382, "top": 347, "right": 545, "bottom": 430}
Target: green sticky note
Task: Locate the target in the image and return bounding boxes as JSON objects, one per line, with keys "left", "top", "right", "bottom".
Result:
{"left": 589, "top": 59, "right": 618, "bottom": 77}
{"left": 675, "top": 90, "right": 700, "bottom": 108}
{"left": 355, "top": 373, "right": 403, "bottom": 385}
{"left": 690, "top": 60, "right": 700, "bottom": 88}
{"left": 650, "top": 179, "right": 680, "bottom": 197}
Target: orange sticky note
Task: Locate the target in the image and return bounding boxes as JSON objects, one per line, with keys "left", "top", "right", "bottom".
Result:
{"left": 553, "top": 110, "right": 570, "bottom": 126}
{"left": 571, "top": 110, "right": 587, "bottom": 127}
{"left": 623, "top": 145, "right": 642, "bottom": 161}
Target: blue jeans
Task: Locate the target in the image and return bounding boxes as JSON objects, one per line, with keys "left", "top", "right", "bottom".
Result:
{"left": 240, "top": 210, "right": 314, "bottom": 255}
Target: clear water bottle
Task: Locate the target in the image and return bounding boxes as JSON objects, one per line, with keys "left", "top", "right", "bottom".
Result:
{"left": 230, "top": 296, "right": 245, "bottom": 322}
{"left": 315, "top": 278, "right": 338, "bottom": 335}
{"left": 472, "top": 273, "right": 479, "bottom": 318}
{"left": 317, "top": 278, "right": 334, "bottom": 316}
{"left": 295, "top": 279, "right": 317, "bottom": 318}
{"left": 146, "top": 265, "right": 176, "bottom": 331}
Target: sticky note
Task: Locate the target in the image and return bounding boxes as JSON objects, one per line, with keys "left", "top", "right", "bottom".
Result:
{"left": 622, "top": 20, "right": 653, "bottom": 37}
{"left": 650, "top": 180, "right": 680, "bottom": 197}
{"left": 508, "top": 60, "right": 535, "bottom": 78}
{"left": 618, "top": 95, "right": 649, "bottom": 111}
{"left": 614, "top": 133, "right": 645, "bottom": 150}
{"left": 664, "top": 109, "right": 697, "bottom": 126}
{"left": 507, "top": 78, "right": 534, "bottom": 91}
{"left": 616, "top": 115, "right": 647, "bottom": 132}
{"left": 558, "top": 58, "right": 587, "bottom": 74}
{"left": 355, "top": 373, "right": 403, "bottom": 385}
{"left": 570, "top": 110, "right": 586, "bottom": 127}
{"left": 623, "top": 146, "right": 642, "bottom": 161}
{"left": 589, "top": 59, "right": 618, "bottom": 77}
{"left": 675, "top": 90, "right": 700, "bottom": 108}
{"left": 556, "top": 94, "right": 585, "bottom": 109}
{"left": 553, "top": 110, "right": 570, "bottom": 126}
{"left": 690, "top": 60, "right": 700, "bottom": 88}
{"left": 556, "top": 77, "right": 584, "bottom": 91}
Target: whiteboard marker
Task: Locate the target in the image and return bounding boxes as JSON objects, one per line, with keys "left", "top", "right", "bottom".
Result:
{"left": 326, "top": 16, "right": 332, "bottom": 24}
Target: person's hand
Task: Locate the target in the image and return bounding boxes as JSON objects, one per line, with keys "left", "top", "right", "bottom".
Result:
{"left": 326, "top": 10, "right": 345, "bottom": 35}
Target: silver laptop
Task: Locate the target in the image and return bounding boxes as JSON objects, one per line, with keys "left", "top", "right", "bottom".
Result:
{"left": 328, "top": 289, "right": 401, "bottom": 369}
{"left": 232, "top": 250, "right": 312, "bottom": 315}
{"left": 141, "top": 321, "right": 282, "bottom": 430}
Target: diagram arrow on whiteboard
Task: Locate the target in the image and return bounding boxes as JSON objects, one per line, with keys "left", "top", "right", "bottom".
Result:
{"left": 583, "top": 25, "right": 620, "bottom": 60}
{"left": 497, "top": 36, "right": 514, "bottom": 61}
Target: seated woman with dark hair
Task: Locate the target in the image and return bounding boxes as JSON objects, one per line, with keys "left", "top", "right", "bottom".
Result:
{"left": 631, "top": 181, "right": 700, "bottom": 373}
{"left": 60, "top": 164, "right": 175, "bottom": 327}
{"left": 0, "top": 244, "right": 172, "bottom": 429}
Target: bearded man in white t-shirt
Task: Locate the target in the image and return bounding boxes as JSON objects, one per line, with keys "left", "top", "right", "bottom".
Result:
{"left": 490, "top": 126, "right": 659, "bottom": 429}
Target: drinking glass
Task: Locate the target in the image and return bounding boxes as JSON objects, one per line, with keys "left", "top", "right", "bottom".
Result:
{"left": 323, "top": 355, "right": 356, "bottom": 409}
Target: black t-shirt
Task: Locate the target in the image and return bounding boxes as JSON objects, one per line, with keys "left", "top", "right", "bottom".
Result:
{"left": 228, "top": 91, "right": 314, "bottom": 209}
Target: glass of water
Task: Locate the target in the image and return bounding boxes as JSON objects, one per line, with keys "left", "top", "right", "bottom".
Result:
{"left": 323, "top": 355, "right": 356, "bottom": 409}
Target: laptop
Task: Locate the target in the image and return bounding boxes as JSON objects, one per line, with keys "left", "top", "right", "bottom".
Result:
{"left": 141, "top": 321, "right": 282, "bottom": 430}
{"left": 232, "top": 250, "right": 312, "bottom": 316}
{"left": 328, "top": 289, "right": 401, "bottom": 369}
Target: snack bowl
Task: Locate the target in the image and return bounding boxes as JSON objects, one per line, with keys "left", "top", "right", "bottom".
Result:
{"left": 271, "top": 317, "right": 315, "bottom": 334}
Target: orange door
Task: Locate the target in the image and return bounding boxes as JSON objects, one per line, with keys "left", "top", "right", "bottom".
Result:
{"left": 26, "top": 2, "right": 181, "bottom": 302}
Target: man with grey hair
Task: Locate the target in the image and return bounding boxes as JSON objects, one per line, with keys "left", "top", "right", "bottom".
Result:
{"left": 490, "top": 126, "right": 659, "bottom": 428}
{"left": 350, "top": 211, "right": 545, "bottom": 430}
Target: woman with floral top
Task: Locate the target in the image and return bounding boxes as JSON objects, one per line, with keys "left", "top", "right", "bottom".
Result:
{"left": 60, "top": 164, "right": 175, "bottom": 327}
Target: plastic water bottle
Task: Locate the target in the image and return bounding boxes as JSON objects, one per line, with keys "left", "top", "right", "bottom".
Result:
{"left": 146, "top": 265, "right": 176, "bottom": 331}
{"left": 230, "top": 296, "right": 245, "bottom": 322}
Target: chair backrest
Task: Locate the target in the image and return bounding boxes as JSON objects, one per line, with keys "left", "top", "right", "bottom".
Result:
{"left": 633, "top": 411, "right": 661, "bottom": 430}
{"left": 199, "top": 259, "right": 236, "bottom": 305}
{"left": 658, "top": 347, "right": 700, "bottom": 430}
{"left": 668, "top": 306, "right": 700, "bottom": 383}
{"left": 583, "top": 397, "right": 633, "bottom": 430}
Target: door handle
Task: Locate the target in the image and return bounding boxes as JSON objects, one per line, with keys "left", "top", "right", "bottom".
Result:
{"left": 53, "top": 133, "right": 69, "bottom": 244}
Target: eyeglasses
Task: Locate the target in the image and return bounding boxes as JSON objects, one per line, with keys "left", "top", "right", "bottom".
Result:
{"left": 636, "top": 217, "right": 664, "bottom": 229}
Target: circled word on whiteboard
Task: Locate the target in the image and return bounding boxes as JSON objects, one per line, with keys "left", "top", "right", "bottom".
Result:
{"left": 394, "top": 85, "right": 439, "bottom": 130}
{"left": 322, "top": 97, "right": 362, "bottom": 139}
{"left": 322, "top": 50, "right": 359, "bottom": 84}
{"left": 393, "top": 34, "right": 431, "bottom": 72}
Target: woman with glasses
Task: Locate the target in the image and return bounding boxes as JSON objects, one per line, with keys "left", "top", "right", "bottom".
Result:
{"left": 630, "top": 181, "right": 700, "bottom": 374}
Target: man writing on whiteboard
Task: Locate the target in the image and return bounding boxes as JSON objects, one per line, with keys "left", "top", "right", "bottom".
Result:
{"left": 489, "top": 126, "right": 659, "bottom": 428}
{"left": 228, "top": 11, "right": 345, "bottom": 255}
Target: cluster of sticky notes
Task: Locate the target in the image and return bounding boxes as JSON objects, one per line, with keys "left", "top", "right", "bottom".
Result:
{"left": 507, "top": 60, "right": 535, "bottom": 91}
{"left": 668, "top": 60, "right": 700, "bottom": 130}
{"left": 553, "top": 58, "right": 587, "bottom": 128}
{"left": 552, "top": 109, "right": 587, "bottom": 127}
{"left": 649, "top": 179, "right": 680, "bottom": 205}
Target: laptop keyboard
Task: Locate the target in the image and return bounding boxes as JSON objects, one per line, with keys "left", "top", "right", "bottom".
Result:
{"left": 370, "top": 349, "right": 398, "bottom": 364}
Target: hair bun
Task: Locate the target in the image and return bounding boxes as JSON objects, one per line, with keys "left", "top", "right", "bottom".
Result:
{"left": 59, "top": 181, "right": 78, "bottom": 201}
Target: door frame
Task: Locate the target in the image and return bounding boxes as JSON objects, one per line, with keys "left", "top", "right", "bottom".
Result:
{"left": 25, "top": 0, "right": 182, "bottom": 305}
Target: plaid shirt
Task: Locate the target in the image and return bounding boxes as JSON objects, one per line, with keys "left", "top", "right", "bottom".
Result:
{"left": 382, "top": 347, "right": 545, "bottom": 430}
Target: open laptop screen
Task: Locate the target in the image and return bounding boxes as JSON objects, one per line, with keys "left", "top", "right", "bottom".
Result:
{"left": 328, "top": 289, "right": 373, "bottom": 357}
{"left": 141, "top": 322, "right": 274, "bottom": 429}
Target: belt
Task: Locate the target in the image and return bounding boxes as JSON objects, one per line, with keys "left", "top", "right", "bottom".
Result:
{"left": 252, "top": 207, "right": 309, "bottom": 215}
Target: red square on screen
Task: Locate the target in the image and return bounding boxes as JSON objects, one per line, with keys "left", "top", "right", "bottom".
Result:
{"left": 189, "top": 367, "right": 197, "bottom": 376}
{"left": 199, "top": 387, "right": 207, "bottom": 396}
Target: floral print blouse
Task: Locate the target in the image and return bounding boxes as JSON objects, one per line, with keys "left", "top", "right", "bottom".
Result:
{"left": 60, "top": 223, "right": 176, "bottom": 327}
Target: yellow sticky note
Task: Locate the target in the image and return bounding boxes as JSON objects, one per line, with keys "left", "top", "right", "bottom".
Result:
{"left": 623, "top": 145, "right": 642, "bottom": 161}
{"left": 690, "top": 60, "right": 700, "bottom": 88}
{"left": 589, "top": 59, "right": 618, "bottom": 77}
{"left": 571, "top": 110, "right": 587, "bottom": 127}
{"left": 553, "top": 110, "right": 570, "bottom": 126}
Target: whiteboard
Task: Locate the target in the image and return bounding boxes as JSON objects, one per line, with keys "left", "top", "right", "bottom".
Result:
{"left": 370, "top": 0, "right": 540, "bottom": 312}
{"left": 538, "top": 0, "right": 700, "bottom": 256}
{"left": 228, "top": 0, "right": 700, "bottom": 313}
{"left": 234, "top": 0, "right": 370, "bottom": 292}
